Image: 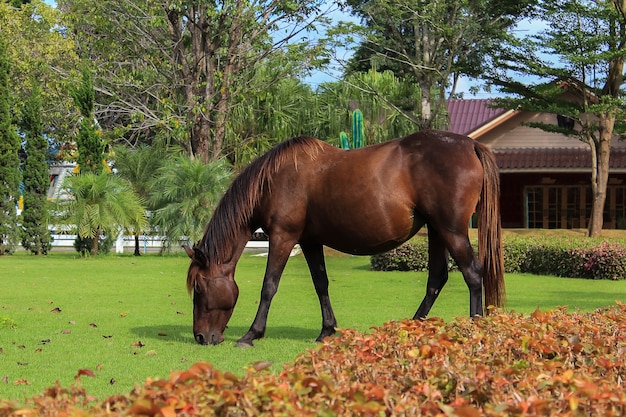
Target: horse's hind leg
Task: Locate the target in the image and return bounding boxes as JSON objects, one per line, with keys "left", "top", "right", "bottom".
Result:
{"left": 301, "top": 243, "right": 338, "bottom": 342}
{"left": 414, "top": 228, "right": 450, "bottom": 319}
{"left": 438, "top": 230, "right": 484, "bottom": 317}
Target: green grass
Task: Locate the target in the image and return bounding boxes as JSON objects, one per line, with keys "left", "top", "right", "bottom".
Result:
{"left": 1, "top": 249, "right": 625, "bottom": 402}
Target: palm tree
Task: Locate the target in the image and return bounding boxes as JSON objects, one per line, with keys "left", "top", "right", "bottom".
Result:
{"left": 149, "top": 155, "right": 232, "bottom": 249}
{"left": 111, "top": 144, "right": 169, "bottom": 255}
{"left": 55, "top": 172, "right": 148, "bottom": 256}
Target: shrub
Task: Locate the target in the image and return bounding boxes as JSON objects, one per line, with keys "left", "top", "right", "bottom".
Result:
{"left": 372, "top": 235, "right": 626, "bottom": 280}
{"left": 2, "top": 304, "right": 626, "bottom": 416}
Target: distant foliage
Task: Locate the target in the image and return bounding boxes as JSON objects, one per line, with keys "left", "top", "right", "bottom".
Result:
{"left": 20, "top": 80, "right": 52, "bottom": 255}
{"left": 0, "top": 38, "right": 20, "bottom": 254}
{"left": 371, "top": 235, "right": 626, "bottom": 280}
{"left": 2, "top": 304, "right": 625, "bottom": 415}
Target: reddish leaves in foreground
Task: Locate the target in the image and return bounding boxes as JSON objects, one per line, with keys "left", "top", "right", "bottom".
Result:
{"left": 2, "top": 303, "right": 626, "bottom": 416}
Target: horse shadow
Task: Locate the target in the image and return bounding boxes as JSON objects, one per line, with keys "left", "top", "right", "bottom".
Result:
{"left": 130, "top": 325, "right": 319, "bottom": 345}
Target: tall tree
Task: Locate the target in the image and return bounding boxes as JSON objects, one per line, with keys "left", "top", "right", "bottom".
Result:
{"left": 0, "top": 0, "right": 79, "bottom": 145}
{"left": 71, "top": 67, "right": 105, "bottom": 174}
{"left": 487, "top": 0, "right": 626, "bottom": 237}
{"left": 20, "top": 79, "right": 51, "bottom": 255}
{"left": 0, "top": 38, "right": 20, "bottom": 255}
{"left": 59, "top": 0, "right": 333, "bottom": 162}
{"left": 335, "top": 0, "right": 534, "bottom": 129}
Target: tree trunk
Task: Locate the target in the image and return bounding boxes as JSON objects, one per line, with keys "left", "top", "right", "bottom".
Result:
{"left": 134, "top": 233, "right": 141, "bottom": 256}
{"left": 91, "top": 234, "right": 99, "bottom": 256}
{"left": 587, "top": 114, "right": 613, "bottom": 237}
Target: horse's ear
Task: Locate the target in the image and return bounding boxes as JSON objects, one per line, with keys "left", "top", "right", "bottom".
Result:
{"left": 193, "top": 247, "right": 208, "bottom": 266}
{"left": 182, "top": 245, "right": 194, "bottom": 258}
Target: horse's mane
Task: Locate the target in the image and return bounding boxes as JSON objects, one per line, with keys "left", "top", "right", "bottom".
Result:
{"left": 196, "top": 136, "right": 324, "bottom": 266}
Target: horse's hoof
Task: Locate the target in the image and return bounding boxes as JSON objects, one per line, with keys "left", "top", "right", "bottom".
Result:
{"left": 236, "top": 340, "right": 254, "bottom": 348}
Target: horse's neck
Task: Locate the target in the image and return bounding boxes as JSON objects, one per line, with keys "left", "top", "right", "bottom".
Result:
{"left": 205, "top": 224, "right": 251, "bottom": 269}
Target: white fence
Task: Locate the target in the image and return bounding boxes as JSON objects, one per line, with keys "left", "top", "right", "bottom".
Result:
{"left": 50, "top": 232, "right": 269, "bottom": 253}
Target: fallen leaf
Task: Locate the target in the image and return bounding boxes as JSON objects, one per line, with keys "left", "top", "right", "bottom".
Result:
{"left": 50, "top": 307, "right": 62, "bottom": 313}
{"left": 176, "top": 311, "right": 184, "bottom": 315}
{"left": 89, "top": 323, "right": 98, "bottom": 328}
{"left": 68, "top": 320, "right": 76, "bottom": 325}
{"left": 158, "top": 332, "right": 167, "bottom": 337}
{"left": 17, "top": 361, "right": 28, "bottom": 366}
{"left": 96, "top": 364, "right": 104, "bottom": 371}
{"left": 75, "top": 369, "right": 95, "bottom": 379}
{"left": 160, "top": 406, "right": 176, "bottom": 417}
{"left": 61, "top": 329, "right": 71, "bottom": 334}
{"left": 14, "top": 379, "right": 30, "bottom": 385}
{"left": 18, "top": 345, "right": 26, "bottom": 350}
{"left": 145, "top": 350, "right": 157, "bottom": 356}
{"left": 131, "top": 341, "right": 145, "bottom": 348}
{"left": 34, "top": 348, "right": 42, "bottom": 353}
{"left": 2, "top": 375, "right": 8, "bottom": 383}
{"left": 180, "top": 358, "right": 187, "bottom": 363}
{"left": 109, "top": 378, "right": 116, "bottom": 385}
{"left": 103, "top": 335, "right": 113, "bottom": 339}
{"left": 251, "top": 361, "right": 273, "bottom": 372}
{"left": 120, "top": 311, "right": 127, "bottom": 318}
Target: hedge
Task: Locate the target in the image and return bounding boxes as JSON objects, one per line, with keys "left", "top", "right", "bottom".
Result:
{"left": 371, "top": 236, "right": 626, "bottom": 280}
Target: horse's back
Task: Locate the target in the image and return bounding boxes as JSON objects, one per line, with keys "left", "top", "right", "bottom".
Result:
{"left": 262, "top": 132, "right": 479, "bottom": 253}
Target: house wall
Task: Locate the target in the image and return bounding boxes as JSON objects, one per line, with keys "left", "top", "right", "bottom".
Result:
{"left": 479, "top": 110, "right": 626, "bottom": 150}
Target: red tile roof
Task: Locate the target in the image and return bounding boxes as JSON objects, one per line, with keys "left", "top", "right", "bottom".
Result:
{"left": 493, "top": 148, "right": 626, "bottom": 172}
{"left": 446, "top": 99, "right": 508, "bottom": 135}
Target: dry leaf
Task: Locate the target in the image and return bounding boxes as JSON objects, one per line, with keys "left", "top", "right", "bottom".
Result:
{"left": 75, "top": 369, "right": 95, "bottom": 379}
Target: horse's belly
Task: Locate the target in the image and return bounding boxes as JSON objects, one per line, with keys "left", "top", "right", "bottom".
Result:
{"left": 305, "top": 209, "right": 425, "bottom": 256}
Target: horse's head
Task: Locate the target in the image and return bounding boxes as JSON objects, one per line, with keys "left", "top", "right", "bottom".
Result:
{"left": 183, "top": 245, "right": 239, "bottom": 345}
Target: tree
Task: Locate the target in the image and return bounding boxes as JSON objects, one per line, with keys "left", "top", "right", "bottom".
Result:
{"left": 20, "top": 79, "right": 51, "bottom": 255}
{"left": 71, "top": 67, "right": 105, "bottom": 174}
{"left": 335, "top": 0, "right": 534, "bottom": 129}
{"left": 0, "top": 0, "right": 79, "bottom": 145}
{"left": 111, "top": 144, "right": 170, "bottom": 255}
{"left": 149, "top": 155, "right": 232, "bottom": 248}
{"left": 55, "top": 173, "right": 148, "bottom": 256}
{"left": 487, "top": 0, "right": 626, "bottom": 237}
{"left": 0, "top": 37, "right": 20, "bottom": 255}
{"left": 59, "top": 0, "right": 334, "bottom": 162}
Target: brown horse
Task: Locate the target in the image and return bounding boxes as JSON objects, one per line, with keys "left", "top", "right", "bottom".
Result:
{"left": 184, "top": 130, "right": 505, "bottom": 346}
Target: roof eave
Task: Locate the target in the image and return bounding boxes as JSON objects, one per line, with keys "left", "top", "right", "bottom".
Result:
{"left": 468, "top": 109, "right": 518, "bottom": 139}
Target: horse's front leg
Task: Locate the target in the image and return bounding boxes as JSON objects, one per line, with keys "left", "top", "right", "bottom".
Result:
{"left": 236, "top": 238, "right": 295, "bottom": 348}
{"left": 301, "top": 243, "right": 337, "bottom": 342}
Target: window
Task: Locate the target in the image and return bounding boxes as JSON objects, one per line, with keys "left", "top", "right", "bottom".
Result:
{"left": 525, "top": 184, "right": 625, "bottom": 229}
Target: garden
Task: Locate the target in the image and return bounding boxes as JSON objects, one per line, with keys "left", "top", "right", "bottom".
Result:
{"left": 1, "top": 232, "right": 626, "bottom": 415}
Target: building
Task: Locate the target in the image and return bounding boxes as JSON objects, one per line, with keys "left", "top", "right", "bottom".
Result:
{"left": 447, "top": 99, "right": 626, "bottom": 229}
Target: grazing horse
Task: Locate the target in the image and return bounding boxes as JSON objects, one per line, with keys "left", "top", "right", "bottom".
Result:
{"left": 184, "top": 130, "right": 505, "bottom": 347}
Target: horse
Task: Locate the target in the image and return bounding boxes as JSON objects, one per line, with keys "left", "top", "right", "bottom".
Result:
{"left": 183, "top": 130, "right": 505, "bottom": 347}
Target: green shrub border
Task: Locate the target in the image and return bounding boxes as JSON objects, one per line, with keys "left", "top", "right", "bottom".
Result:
{"left": 371, "top": 235, "right": 626, "bottom": 280}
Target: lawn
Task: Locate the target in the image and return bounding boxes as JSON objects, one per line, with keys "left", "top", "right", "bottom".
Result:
{"left": 1, "top": 248, "right": 625, "bottom": 402}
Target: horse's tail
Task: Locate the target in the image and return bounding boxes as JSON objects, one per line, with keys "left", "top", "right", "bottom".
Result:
{"left": 474, "top": 142, "right": 505, "bottom": 311}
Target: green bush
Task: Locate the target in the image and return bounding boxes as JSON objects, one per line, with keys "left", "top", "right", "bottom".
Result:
{"left": 371, "top": 235, "right": 626, "bottom": 280}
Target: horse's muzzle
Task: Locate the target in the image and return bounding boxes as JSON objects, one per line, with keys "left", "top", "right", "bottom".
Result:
{"left": 195, "top": 332, "right": 223, "bottom": 345}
